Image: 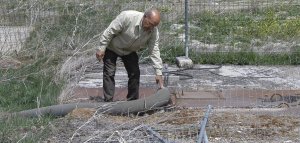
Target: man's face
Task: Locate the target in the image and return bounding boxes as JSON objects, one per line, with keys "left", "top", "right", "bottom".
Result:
{"left": 142, "top": 15, "right": 159, "bottom": 32}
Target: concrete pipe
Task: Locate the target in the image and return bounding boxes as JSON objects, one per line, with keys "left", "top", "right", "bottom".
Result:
{"left": 14, "top": 88, "right": 171, "bottom": 118}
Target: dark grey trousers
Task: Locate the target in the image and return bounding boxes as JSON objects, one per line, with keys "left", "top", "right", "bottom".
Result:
{"left": 103, "top": 49, "right": 140, "bottom": 102}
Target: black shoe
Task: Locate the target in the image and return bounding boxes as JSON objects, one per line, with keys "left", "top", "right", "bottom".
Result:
{"left": 127, "top": 97, "right": 138, "bottom": 101}
{"left": 104, "top": 98, "right": 113, "bottom": 102}
{"left": 89, "top": 96, "right": 105, "bottom": 102}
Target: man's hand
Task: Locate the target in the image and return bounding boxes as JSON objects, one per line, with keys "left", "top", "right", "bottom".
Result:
{"left": 96, "top": 50, "right": 105, "bottom": 62}
{"left": 155, "top": 75, "right": 164, "bottom": 89}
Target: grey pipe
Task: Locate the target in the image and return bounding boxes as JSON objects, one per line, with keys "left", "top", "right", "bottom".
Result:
{"left": 14, "top": 88, "right": 171, "bottom": 118}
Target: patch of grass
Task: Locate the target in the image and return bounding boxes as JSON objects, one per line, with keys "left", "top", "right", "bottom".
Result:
{"left": 160, "top": 44, "right": 185, "bottom": 63}
{"left": 159, "top": 5, "right": 173, "bottom": 13}
{"left": 160, "top": 44, "right": 300, "bottom": 65}
{"left": 190, "top": 5, "right": 300, "bottom": 46}
{"left": 290, "top": 45, "right": 300, "bottom": 65}
{"left": 0, "top": 57, "right": 62, "bottom": 142}
{"left": 0, "top": 57, "right": 62, "bottom": 112}
{"left": 190, "top": 50, "right": 300, "bottom": 65}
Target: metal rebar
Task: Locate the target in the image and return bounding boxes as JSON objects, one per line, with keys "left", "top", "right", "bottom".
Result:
{"left": 197, "top": 105, "right": 212, "bottom": 143}
{"left": 143, "top": 125, "right": 170, "bottom": 143}
{"left": 163, "top": 64, "right": 169, "bottom": 87}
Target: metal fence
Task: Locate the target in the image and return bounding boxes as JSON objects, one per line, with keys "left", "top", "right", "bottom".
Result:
{"left": 1, "top": 0, "right": 299, "bottom": 55}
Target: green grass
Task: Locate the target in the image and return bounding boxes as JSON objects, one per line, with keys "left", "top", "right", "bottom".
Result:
{"left": 160, "top": 45, "right": 300, "bottom": 65}
{"left": 0, "top": 57, "right": 62, "bottom": 112}
{"left": 0, "top": 57, "right": 62, "bottom": 143}
{"left": 191, "top": 51, "right": 300, "bottom": 65}
{"left": 189, "top": 5, "right": 300, "bottom": 45}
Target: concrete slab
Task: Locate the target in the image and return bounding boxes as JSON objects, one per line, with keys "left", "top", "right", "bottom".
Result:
{"left": 175, "top": 90, "right": 224, "bottom": 99}
{"left": 173, "top": 88, "right": 300, "bottom": 108}
{"left": 71, "top": 63, "right": 300, "bottom": 108}
{"left": 72, "top": 86, "right": 159, "bottom": 102}
{"left": 79, "top": 73, "right": 180, "bottom": 88}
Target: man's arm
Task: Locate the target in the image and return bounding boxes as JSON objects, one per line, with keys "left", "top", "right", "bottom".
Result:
{"left": 148, "top": 28, "right": 164, "bottom": 88}
{"left": 96, "top": 12, "right": 125, "bottom": 61}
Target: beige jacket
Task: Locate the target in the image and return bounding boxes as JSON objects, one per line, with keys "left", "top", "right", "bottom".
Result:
{"left": 98, "top": 10, "right": 163, "bottom": 75}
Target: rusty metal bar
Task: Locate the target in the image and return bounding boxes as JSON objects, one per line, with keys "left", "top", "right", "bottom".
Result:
{"left": 142, "top": 125, "right": 170, "bottom": 143}
{"left": 197, "top": 105, "right": 212, "bottom": 143}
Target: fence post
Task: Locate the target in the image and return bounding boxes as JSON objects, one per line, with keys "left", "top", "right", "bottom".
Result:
{"left": 184, "top": 0, "right": 189, "bottom": 58}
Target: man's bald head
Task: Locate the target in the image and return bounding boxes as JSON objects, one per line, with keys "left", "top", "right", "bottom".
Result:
{"left": 142, "top": 8, "right": 161, "bottom": 31}
{"left": 144, "top": 8, "right": 161, "bottom": 25}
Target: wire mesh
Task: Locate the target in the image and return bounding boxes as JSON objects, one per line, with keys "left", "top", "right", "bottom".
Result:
{"left": 1, "top": 0, "right": 300, "bottom": 142}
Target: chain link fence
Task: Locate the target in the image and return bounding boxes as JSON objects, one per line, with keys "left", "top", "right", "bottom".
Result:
{"left": 2, "top": 0, "right": 299, "bottom": 54}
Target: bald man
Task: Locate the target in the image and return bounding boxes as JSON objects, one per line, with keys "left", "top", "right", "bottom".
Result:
{"left": 96, "top": 8, "right": 164, "bottom": 102}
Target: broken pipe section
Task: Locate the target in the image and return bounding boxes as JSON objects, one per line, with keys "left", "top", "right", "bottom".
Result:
{"left": 13, "top": 88, "right": 171, "bottom": 118}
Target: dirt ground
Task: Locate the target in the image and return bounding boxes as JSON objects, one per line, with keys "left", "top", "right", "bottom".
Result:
{"left": 42, "top": 106, "right": 300, "bottom": 143}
